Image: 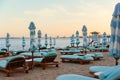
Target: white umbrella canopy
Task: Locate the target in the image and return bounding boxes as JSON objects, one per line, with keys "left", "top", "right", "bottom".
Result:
{"left": 109, "top": 3, "right": 120, "bottom": 65}
{"left": 28, "top": 22, "right": 36, "bottom": 51}
{"left": 102, "top": 32, "right": 107, "bottom": 46}
{"left": 6, "top": 33, "right": 11, "bottom": 52}
{"left": 22, "top": 36, "right": 26, "bottom": 50}
{"left": 38, "top": 30, "right": 42, "bottom": 50}
{"left": 93, "top": 34, "right": 98, "bottom": 46}
{"left": 49, "top": 36, "right": 52, "bottom": 48}
{"left": 76, "top": 31, "right": 80, "bottom": 47}
{"left": 53, "top": 38, "right": 56, "bottom": 48}
{"left": 70, "top": 34, "right": 75, "bottom": 47}
{"left": 82, "top": 25, "right": 87, "bottom": 48}
{"left": 45, "top": 34, "right": 48, "bottom": 48}
{"left": 82, "top": 25, "right": 87, "bottom": 53}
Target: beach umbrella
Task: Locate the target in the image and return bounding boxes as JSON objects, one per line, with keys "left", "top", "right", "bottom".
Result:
{"left": 28, "top": 22, "right": 37, "bottom": 68}
{"left": 22, "top": 36, "right": 26, "bottom": 50}
{"left": 93, "top": 34, "right": 98, "bottom": 46}
{"left": 70, "top": 34, "right": 75, "bottom": 47}
{"left": 101, "top": 32, "right": 107, "bottom": 52}
{"left": 82, "top": 25, "right": 87, "bottom": 53}
{"left": 102, "top": 32, "right": 107, "bottom": 46}
{"left": 6, "top": 33, "right": 11, "bottom": 52}
{"left": 49, "top": 37, "right": 52, "bottom": 48}
{"left": 38, "top": 30, "right": 42, "bottom": 51}
{"left": 76, "top": 31, "right": 80, "bottom": 48}
{"left": 53, "top": 38, "right": 56, "bottom": 48}
{"left": 109, "top": 3, "right": 120, "bottom": 65}
{"left": 28, "top": 22, "right": 36, "bottom": 48}
{"left": 45, "top": 34, "right": 48, "bottom": 48}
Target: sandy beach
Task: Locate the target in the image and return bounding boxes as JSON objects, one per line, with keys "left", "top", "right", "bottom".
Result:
{"left": 1, "top": 1, "right": 119, "bottom": 80}
{"left": 0, "top": 50, "right": 117, "bottom": 80}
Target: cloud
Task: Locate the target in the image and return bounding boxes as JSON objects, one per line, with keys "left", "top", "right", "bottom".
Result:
{"left": 24, "top": 5, "right": 87, "bottom": 17}
{"left": 76, "top": 1, "right": 112, "bottom": 16}
{"left": 24, "top": 8, "right": 57, "bottom": 16}
{"left": 53, "top": 5, "right": 87, "bottom": 16}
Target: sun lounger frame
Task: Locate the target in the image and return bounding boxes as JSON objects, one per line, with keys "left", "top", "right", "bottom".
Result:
{"left": 0, "top": 57, "right": 29, "bottom": 76}
{"left": 61, "top": 58, "right": 93, "bottom": 64}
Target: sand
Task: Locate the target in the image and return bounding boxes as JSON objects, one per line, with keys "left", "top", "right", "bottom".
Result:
{"left": 0, "top": 50, "right": 118, "bottom": 80}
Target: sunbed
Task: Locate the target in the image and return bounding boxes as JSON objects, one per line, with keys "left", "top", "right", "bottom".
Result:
{"left": 89, "top": 65, "right": 120, "bottom": 77}
{"left": 56, "top": 66, "right": 120, "bottom": 80}
{"left": 60, "top": 54, "right": 93, "bottom": 64}
{"left": 20, "top": 51, "right": 42, "bottom": 59}
{"left": 0, "top": 48, "right": 9, "bottom": 57}
{"left": 86, "top": 52, "right": 103, "bottom": 60}
{"left": 97, "top": 46, "right": 108, "bottom": 52}
{"left": 0, "top": 55, "right": 29, "bottom": 76}
{"left": 33, "top": 49, "right": 59, "bottom": 69}
{"left": 60, "top": 48, "right": 81, "bottom": 55}
{"left": 87, "top": 46, "right": 95, "bottom": 52}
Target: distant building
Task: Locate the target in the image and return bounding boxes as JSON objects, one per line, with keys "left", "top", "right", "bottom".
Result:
{"left": 90, "top": 31, "right": 99, "bottom": 35}
{"left": 57, "top": 36, "right": 59, "bottom": 38}
{"left": 90, "top": 31, "right": 99, "bottom": 40}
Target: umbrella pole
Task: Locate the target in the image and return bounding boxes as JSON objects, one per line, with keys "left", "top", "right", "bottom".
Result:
{"left": 7, "top": 47, "right": 9, "bottom": 52}
{"left": 31, "top": 51, "right": 34, "bottom": 69}
{"left": 77, "top": 45, "right": 78, "bottom": 49}
{"left": 7, "top": 47, "right": 10, "bottom": 56}
{"left": 23, "top": 47, "right": 24, "bottom": 50}
{"left": 115, "top": 58, "right": 119, "bottom": 65}
{"left": 85, "top": 48, "right": 87, "bottom": 54}
{"left": 39, "top": 48, "right": 40, "bottom": 52}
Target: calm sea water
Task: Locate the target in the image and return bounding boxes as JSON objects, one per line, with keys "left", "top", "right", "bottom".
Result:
{"left": 0, "top": 37, "right": 109, "bottom": 51}
{"left": 0, "top": 38, "right": 82, "bottom": 51}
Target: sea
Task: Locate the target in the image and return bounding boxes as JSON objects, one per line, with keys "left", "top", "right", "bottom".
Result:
{"left": 0, "top": 37, "right": 109, "bottom": 51}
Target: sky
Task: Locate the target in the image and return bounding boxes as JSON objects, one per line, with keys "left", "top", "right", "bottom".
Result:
{"left": 0, "top": 0, "right": 118, "bottom": 37}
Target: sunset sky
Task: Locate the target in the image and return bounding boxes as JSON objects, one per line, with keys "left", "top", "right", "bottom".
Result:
{"left": 0, "top": 0, "right": 118, "bottom": 37}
